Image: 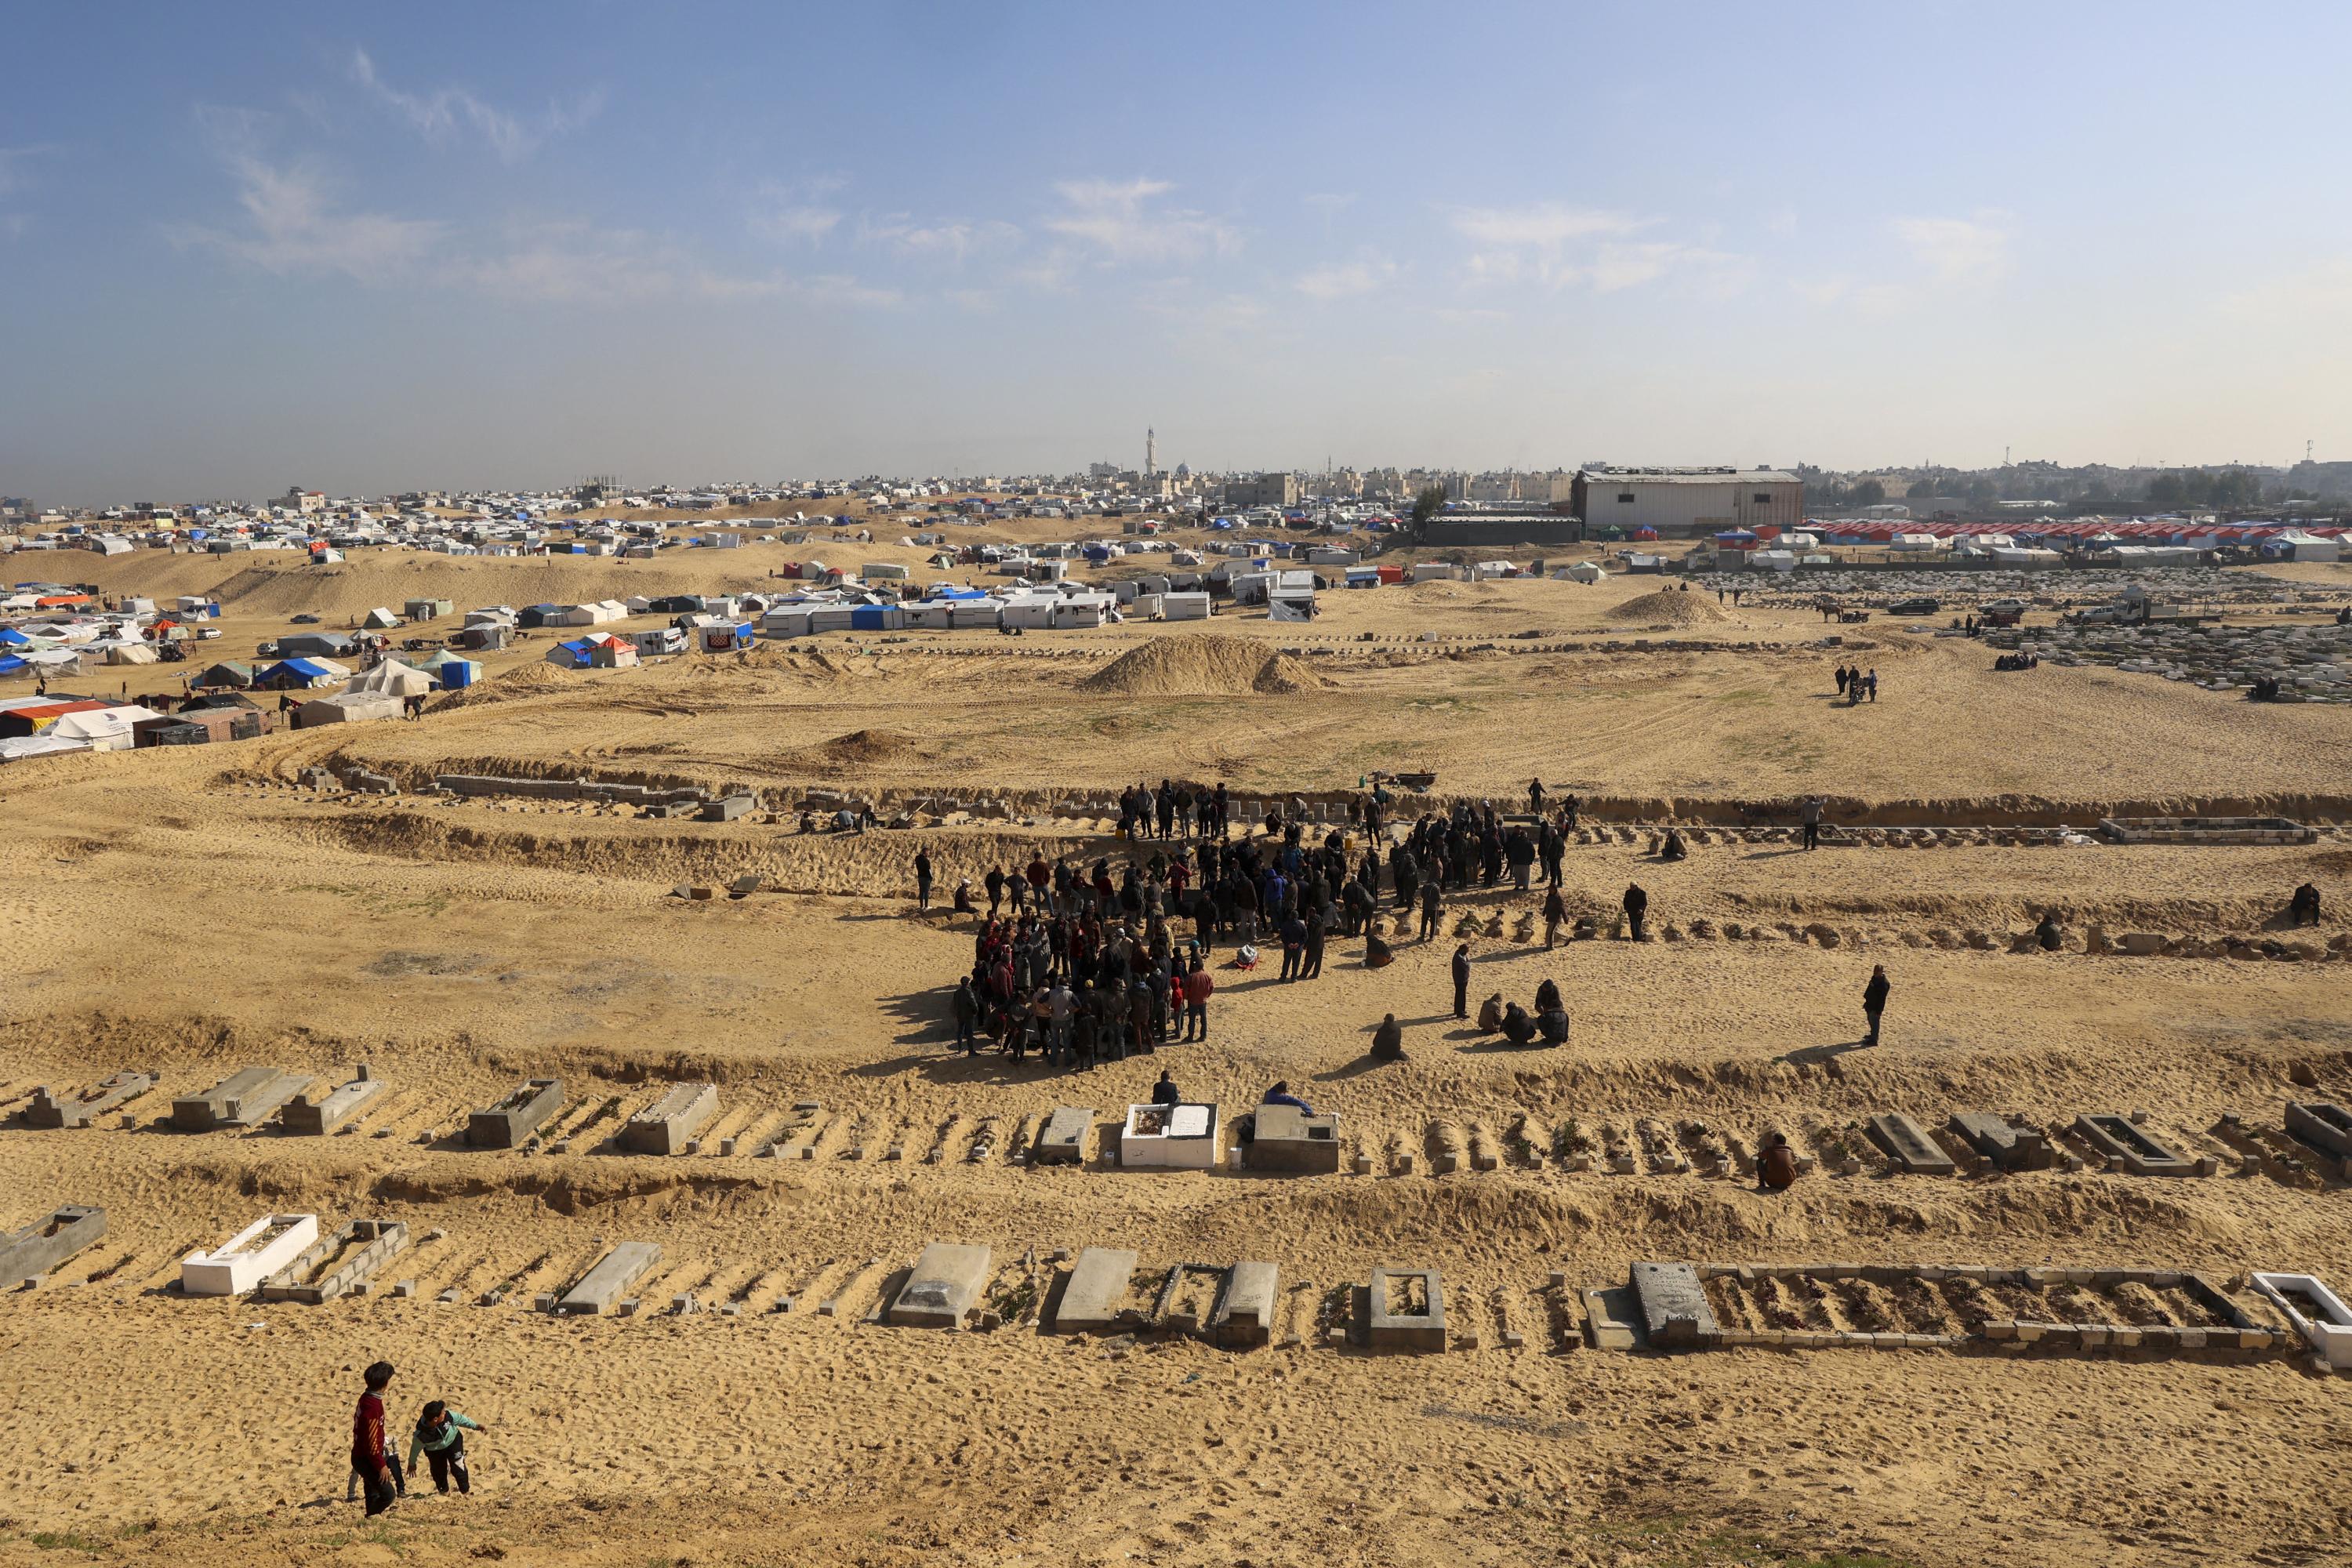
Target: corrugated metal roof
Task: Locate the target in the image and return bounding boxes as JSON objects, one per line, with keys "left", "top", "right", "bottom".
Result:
{"left": 1581, "top": 468, "right": 1800, "bottom": 485}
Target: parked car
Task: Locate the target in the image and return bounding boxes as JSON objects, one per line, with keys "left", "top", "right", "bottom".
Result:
{"left": 1888, "top": 597, "right": 1940, "bottom": 616}
{"left": 290, "top": 612, "right": 321, "bottom": 624}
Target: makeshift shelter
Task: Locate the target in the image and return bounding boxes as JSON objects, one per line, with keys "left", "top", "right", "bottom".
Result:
{"left": 544, "top": 634, "right": 640, "bottom": 670}
{"left": 360, "top": 607, "right": 401, "bottom": 630}
{"left": 296, "top": 691, "right": 404, "bottom": 728}
{"left": 49, "top": 705, "right": 162, "bottom": 751}
{"left": 344, "top": 661, "right": 436, "bottom": 698}
{"left": 106, "top": 642, "right": 159, "bottom": 665}
{"left": 403, "top": 597, "right": 455, "bottom": 620}
{"left": 448, "top": 623, "right": 510, "bottom": 652}
{"left": 191, "top": 661, "right": 254, "bottom": 688}
{"left": 416, "top": 650, "right": 481, "bottom": 689}
{"left": 276, "top": 633, "right": 358, "bottom": 659}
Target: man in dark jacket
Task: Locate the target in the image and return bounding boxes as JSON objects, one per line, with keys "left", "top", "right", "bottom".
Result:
{"left": 1371, "top": 1013, "right": 1405, "bottom": 1062}
{"left": 1450, "top": 943, "right": 1472, "bottom": 1018}
{"left": 1862, "top": 964, "right": 1890, "bottom": 1046}
{"left": 1622, "top": 883, "right": 1649, "bottom": 942}
{"left": 1419, "top": 879, "right": 1442, "bottom": 940}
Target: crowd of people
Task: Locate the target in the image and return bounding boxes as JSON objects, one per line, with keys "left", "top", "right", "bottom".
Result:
{"left": 1831, "top": 663, "right": 1880, "bottom": 702}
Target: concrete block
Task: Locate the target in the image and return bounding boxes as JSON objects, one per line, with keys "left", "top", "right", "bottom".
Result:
{"left": 0, "top": 1205, "right": 107, "bottom": 1287}
{"left": 700, "top": 794, "right": 754, "bottom": 822}
{"left": 1866, "top": 1112, "right": 1957, "bottom": 1176}
{"left": 172, "top": 1068, "right": 313, "bottom": 1131}
{"left": 1120, "top": 1102, "right": 1221, "bottom": 1169}
{"left": 887, "top": 1242, "right": 992, "bottom": 1327}
{"left": 555, "top": 1241, "right": 662, "bottom": 1316}
{"left": 259, "top": 1219, "right": 408, "bottom": 1303}
{"left": 1948, "top": 1111, "right": 2055, "bottom": 1171}
{"left": 278, "top": 1068, "right": 388, "bottom": 1135}
{"left": 532, "top": 1291, "right": 558, "bottom": 1312}
{"left": 390, "top": 1280, "right": 416, "bottom": 1299}
{"left": 468, "top": 1078, "right": 563, "bottom": 1148}
{"left": 1243, "top": 1103, "right": 1342, "bottom": 1174}
{"left": 1210, "top": 1261, "right": 1279, "bottom": 1348}
{"left": 1631, "top": 1261, "right": 1719, "bottom": 1348}
{"left": 182, "top": 1213, "right": 321, "bottom": 1296}
{"left": 2251, "top": 1272, "right": 2352, "bottom": 1369}
{"left": 2073, "top": 1113, "right": 2198, "bottom": 1177}
{"left": 1052, "top": 1246, "right": 1138, "bottom": 1334}
{"left": 24, "top": 1073, "right": 154, "bottom": 1128}
{"left": 2286, "top": 1102, "right": 2352, "bottom": 1161}
{"left": 622, "top": 1083, "right": 719, "bottom": 1156}
{"left": 671, "top": 1291, "right": 699, "bottom": 1315}
{"left": 1367, "top": 1266, "right": 1446, "bottom": 1353}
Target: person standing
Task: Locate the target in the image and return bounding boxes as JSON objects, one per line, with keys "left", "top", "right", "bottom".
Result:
{"left": 1301, "top": 912, "right": 1326, "bottom": 981}
{"left": 1526, "top": 778, "right": 1545, "bottom": 815}
{"left": 1182, "top": 959, "right": 1213, "bottom": 1040}
{"left": 1542, "top": 884, "right": 1569, "bottom": 949}
{"left": 1450, "top": 942, "right": 1472, "bottom": 1019}
{"left": 984, "top": 865, "right": 1005, "bottom": 916}
{"left": 1800, "top": 795, "right": 1824, "bottom": 852}
{"left": 1621, "top": 883, "right": 1648, "bottom": 942}
{"left": 1862, "top": 964, "right": 1890, "bottom": 1046}
{"left": 914, "top": 850, "right": 934, "bottom": 913}
{"left": 407, "top": 1402, "right": 485, "bottom": 1497}
{"left": 1865, "top": 669, "right": 1878, "bottom": 702}
{"left": 1418, "top": 878, "right": 1442, "bottom": 941}
{"left": 354, "top": 1361, "right": 399, "bottom": 1517}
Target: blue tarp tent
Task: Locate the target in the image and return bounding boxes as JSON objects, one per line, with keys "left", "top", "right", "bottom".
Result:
{"left": 848, "top": 605, "right": 892, "bottom": 630}
{"left": 924, "top": 586, "right": 990, "bottom": 601}
{"left": 0, "top": 655, "right": 25, "bottom": 677}
{"left": 0, "top": 627, "right": 31, "bottom": 645}
{"left": 255, "top": 658, "right": 334, "bottom": 688}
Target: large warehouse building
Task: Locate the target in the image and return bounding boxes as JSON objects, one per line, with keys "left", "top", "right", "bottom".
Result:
{"left": 1571, "top": 466, "right": 1804, "bottom": 535}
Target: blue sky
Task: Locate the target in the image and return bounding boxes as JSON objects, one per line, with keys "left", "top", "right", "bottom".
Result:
{"left": 3, "top": 1, "right": 2350, "bottom": 501}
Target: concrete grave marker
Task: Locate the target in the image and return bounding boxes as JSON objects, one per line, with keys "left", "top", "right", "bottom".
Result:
{"left": 887, "top": 1242, "right": 992, "bottom": 1327}
{"left": 1948, "top": 1111, "right": 2055, "bottom": 1171}
{"left": 1243, "top": 1103, "right": 1342, "bottom": 1174}
{"left": 1631, "top": 1261, "right": 1719, "bottom": 1348}
{"left": 279, "top": 1067, "right": 388, "bottom": 1135}
{"left": 1866, "top": 1113, "right": 1957, "bottom": 1175}
{"left": 1120, "top": 1102, "right": 1221, "bottom": 1169}
{"left": 172, "top": 1068, "right": 313, "bottom": 1131}
{"left": 554, "top": 1241, "right": 662, "bottom": 1316}
{"left": 183, "top": 1214, "right": 321, "bottom": 1296}
{"left": 469, "top": 1079, "right": 564, "bottom": 1148}
{"left": 1033, "top": 1106, "right": 1093, "bottom": 1165}
{"left": 2285, "top": 1102, "right": 2352, "bottom": 1162}
{"left": 1210, "top": 1261, "right": 1279, "bottom": 1348}
{"left": 622, "top": 1083, "right": 719, "bottom": 1156}
{"left": 0, "top": 1205, "right": 107, "bottom": 1287}
{"left": 24, "top": 1074, "right": 154, "bottom": 1129}
{"left": 260, "top": 1220, "right": 408, "bottom": 1303}
{"left": 2250, "top": 1272, "right": 2352, "bottom": 1370}
{"left": 1367, "top": 1266, "right": 1446, "bottom": 1352}
{"left": 2074, "top": 1113, "right": 2201, "bottom": 1177}
{"left": 1051, "top": 1246, "right": 1138, "bottom": 1334}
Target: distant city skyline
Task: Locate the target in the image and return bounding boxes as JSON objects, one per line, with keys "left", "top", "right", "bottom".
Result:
{"left": 4, "top": 2, "right": 2350, "bottom": 503}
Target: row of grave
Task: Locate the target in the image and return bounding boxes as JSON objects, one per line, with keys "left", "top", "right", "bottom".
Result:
{"left": 19, "top": 1069, "right": 2352, "bottom": 1187}
{"left": 9, "top": 1202, "right": 2350, "bottom": 1374}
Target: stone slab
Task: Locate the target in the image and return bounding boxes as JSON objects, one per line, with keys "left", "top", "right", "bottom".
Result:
{"left": 1052, "top": 1246, "right": 1138, "bottom": 1334}
{"left": 2286, "top": 1102, "right": 2352, "bottom": 1161}
{"left": 700, "top": 794, "right": 755, "bottom": 822}
{"left": 1867, "top": 1112, "right": 1957, "bottom": 1176}
{"left": 0, "top": 1205, "right": 107, "bottom": 1286}
{"left": 2074, "top": 1113, "right": 2198, "bottom": 1177}
{"left": 622, "top": 1083, "right": 719, "bottom": 1156}
{"left": 1243, "top": 1103, "right": 1343, "bottom": 1174}
{"left": 172, "top": 1068, "right": 313, "bottom": 1131}
{"left": 1120, "top": 1102, "right": 1221, "bottom": 1169}
{"left": 886, "top": 1242, "right": 992, "bottom": 1327}
{"left": 1367, "top": 1265, "right": 1446, "bottom": 1353}
{"left": 183, "top": 1213, "right": 320, "bottom": 1296}
{"left": 1632, "top": 1261, "right": 1719, "bottom": 1348}
{"left": 1948, "top": 1111, "right": 2055, "bottom": 1171}
{"left": 1210, "top": 1261, "right": 1279, "bottom": 1348}
{"left": 555, "top": 1241, "right": 662, "bottom": 1315}
{"left": 1579, "top": 1287, "right": 1638, "bottom": 1349}
{"left": 469, "top": 1078, "right": 564, "bottom": 1148}
{"left": 24, "top": 1074, "right": 154, "bottom": 1129}
{"left": 279, "top": 1069, "right": 387, "bottom": 1135}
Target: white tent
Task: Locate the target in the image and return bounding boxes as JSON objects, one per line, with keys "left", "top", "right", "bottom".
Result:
{"left": 298, "top": 691, "right": 405, "bottom": 727}
{"left": 50, "top": 705, "right": 164, "bottom": 751}
{"left": 106, "top": 642, "right": 160, "bottom": 665}
{"left": 1557, "top": 562, "right": 1606, "bottom": 584}
{"left": 345, "top": 662, "right": 436, "bottom": 698}
{"left": 361, "top": 606, "right": 401, "bottom": 629}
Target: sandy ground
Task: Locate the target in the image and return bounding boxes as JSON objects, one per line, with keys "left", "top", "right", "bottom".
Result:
{"left": 4, "top": 552, "right": 2352, "bottom": 1568}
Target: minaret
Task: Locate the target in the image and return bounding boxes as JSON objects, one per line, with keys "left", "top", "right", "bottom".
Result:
{"left": 1145, "top": 427, "right": 1157, "bottom": 477}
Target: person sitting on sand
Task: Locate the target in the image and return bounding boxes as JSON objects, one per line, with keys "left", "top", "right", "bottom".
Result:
{"left": 952, "top": 877, "right": 975, "bottom": 914}
{"left": 2292, "top": 883, "right": 2322, "bottom": 927}
{"left": 1363, "top": 932, "right": 1395, "bottom": 969}
{"left": 1151, "top": 1069, "right": 1181, "bottom": 1107}
{"left": 1370, "top": 1014, "right": 1405, "bottom": 1062}
{"left": 1501, "top": 1002, "right": 1537, "bottom": 1047}
{"left": 1759, "top": 1132, "right": 1800, "bottom": 1192}
{"left": 2036, "top": 910, "right": 2063, "bottom": 951}
{"left": 1536, "top": 1005, "right": 1570, "bottom": 1046}
{"left": 1476, "top": 992, "right": 1504, "bottom": 1033}
{"left": 1659, "top": 828, "right": 1686, "bottom": 862}
{"left": 1534, "top": 977, "right": 1563, "bottom": 1014}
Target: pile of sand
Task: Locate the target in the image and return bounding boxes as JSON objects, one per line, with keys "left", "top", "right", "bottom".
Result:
{"left": 427, "top": 661, "right": 572, "bottom": 710}
{"left": 1079, "top": 634, "right": 1332, "bottom": 696}
{"left": 820, "top": 728, "right": 916, "bottom": 763}
{"left": 1603, "top": 588, "right": 1732, "bottom": 626}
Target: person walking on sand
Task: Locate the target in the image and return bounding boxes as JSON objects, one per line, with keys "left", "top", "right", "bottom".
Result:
{"left": 1621, "top": 882, "right": 1648, "bottom": 942}
{"left": 1861, "top": 964, "right": 1890, "bottom": 1046}
{"left": 408, "top": 1401, "right": 485, "bottom": 1497}
{"left": 1542, "top": 884, "right": 1568, "bottom": 949}
{"left": 915, "top": 850, "right": 934, "bottom": 913}
{"left": 1865, "top": 669, "right": 1878, "bottom": 702}
{"left": 353, "top": 1360, "right": 400, "bottom": 1517}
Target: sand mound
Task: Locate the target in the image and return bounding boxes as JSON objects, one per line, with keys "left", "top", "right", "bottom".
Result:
{"left": 820, "top": 728, "right": 916, "bottom": 763}
{"left": 1603, "top": 588, "right": 1732, "bottom": 626}
{"left": 1079, "top": 634, "right": 1332, "bottom": 696}
{"left": 427, "top": 661, "right": 572, "bottom": 710}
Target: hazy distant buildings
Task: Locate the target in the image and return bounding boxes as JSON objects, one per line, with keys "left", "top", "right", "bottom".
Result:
{"left": 1224, "top": 472, "right": 1301, "bottom": 509}
{"left": 1571, "top": 466, "right": 1802, "bottom": 535}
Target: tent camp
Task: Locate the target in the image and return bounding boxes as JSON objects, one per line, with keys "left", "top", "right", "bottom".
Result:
{"left": 254, "top": 657, "right": 348, "bottom": 689}
{"left": 545, "top": 634, "right": 640, "bottom": 670}
{"left": 360, "top": 606, "right": 401, "bottom": 630}
{"left": 344, "top": 661, "right": 436, "bottom": 698}
{"left": 105, "top": 642, "right": 160, "bottom": 665}
{"left": 191, "top": 661, "right": 254, "bottom": 688}
{"left": 416, "top": 650, "right": 481, "bottom": 688}
{"left": 49, "top": 704, "right": 164, "bottom": 751}
{"left": 448, "top": 623, "right": 510, "bottom": 652}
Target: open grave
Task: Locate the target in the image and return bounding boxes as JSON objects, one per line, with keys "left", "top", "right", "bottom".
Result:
{"left": 257, "top": 1219, "right": 408, "bottom": 1303}
{"left": 2250, "top": 1272, "right": 2352, "bottom": 1370}
{"left": 468, "top": 1078, "right": 564, "bottom": 1148}
{"left": 278, "top": 1067, "right": 387, "bottom": 1135}
{"left": 24, "top": 1073, "right": 153, "bottom": 1128}
{"left": 0, "top": 1205, "right": 108, "bottom": 1287}
{"left": 2285, "top": 1102, "right": 2352, "bottom": 1170}
{"left": 1120, "top": 1102, "right": 1221, "bottom": 1169}
{"left": 182, "top": 1214, "right": 321, "bottom": 1296}
{"left": 2073, "top": 1113, "right": 2213, "bottom": 1177}
{"left": 622, "top": 1083, "right": 719, "bottom": 1156}
{"left": 1243, "top": 1102, "right": 1343, "bottom": 1174}
{"left": 172, "top": 1068, "right": 313, "bottom": 1131}
{"left": 2096, "top": 815, "right": 2317, "bottom": 845}
{"left": 885, "top": 1242, "right": 992, "bottom": 1327}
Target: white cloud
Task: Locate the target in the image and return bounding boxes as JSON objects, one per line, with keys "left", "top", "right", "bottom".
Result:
{"left": 1448, "top": 201, "right": 1645, "bottom": 250}
{"left": 1044, "top": 178, "right": 1239, "bottom": 263}
{"left": 1296, "top": 253, "right": 1399, "bottom": 300}
{"left": 1891, "top": 210, "right": 2016, "bottom": 285}
{"left": 174, "top": 148, "right": 445, "bottom": 285}
{"left": 857, "top": 214, "right": 1021, "bottom": 260}
{"left": 350, "top": 48, "right": 601, "bottom": 164}
{"left": 1445, "top": 201, "right": 1741, "bottom": 294}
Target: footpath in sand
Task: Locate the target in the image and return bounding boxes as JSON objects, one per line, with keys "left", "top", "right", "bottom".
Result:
{"left": 3, "top": 559, "right": 2351, "bottom": 1568}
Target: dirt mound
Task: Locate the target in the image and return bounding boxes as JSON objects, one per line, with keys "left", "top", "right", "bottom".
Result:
{"left": 427, "top": 662, "right": 572, "bottom": 710}
{"left": 1078, "top": 634, "right": 1332, "bottom": 697}
{"left": 820, "top": 728, "right": 916, "bottom": 762}
{"left": 1603, "top": 587, "right": 1733, "bottom": 626}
